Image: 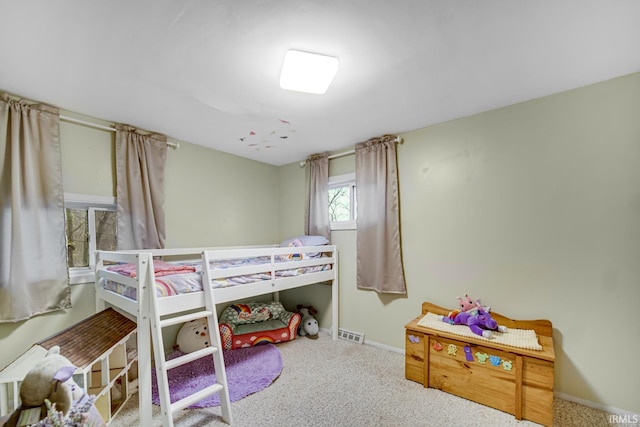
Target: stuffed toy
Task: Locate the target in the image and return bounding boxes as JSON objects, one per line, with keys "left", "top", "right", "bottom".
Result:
{"left": 438, "top": 294, "right": 507, "bottom": 338}
{"left": 295, "top": 305, "right": 319, "bottom": 339}
{"left": 175, "top": 318, "right": 211, "bottom": 353}
{"left": 286, "top": 238, "right": 304, "bottom": 260}
{"left": 439, "top": 307, "right": 506, "bottom": 338}
{"left": 6, "top": 346, "right": 83, "bottom": 427}
{"left": 443, "top": 293, "right": 496, "bottom": 318}
{"left": 446, "top": 293, "right": 481, "bottom": 318}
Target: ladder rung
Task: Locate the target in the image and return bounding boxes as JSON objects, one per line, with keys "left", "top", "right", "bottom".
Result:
{"left": 170, "top": 383, "right": 224, "bottom": 413}
{"left": 159, "top": 311, "right": 213, "bottom": 328}
{"left": 165, "top": 346, "right": 218, "bottom": 370}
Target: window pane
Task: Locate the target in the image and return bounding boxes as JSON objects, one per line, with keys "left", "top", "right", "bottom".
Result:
{"left": 329, "top": 186, "right": 351, "bottom": 221}
{"left": 65, "top": 208, "right": 89, "bottom": 268}
{"left": 95, "top": 210, "right": 117, "bottom": 251}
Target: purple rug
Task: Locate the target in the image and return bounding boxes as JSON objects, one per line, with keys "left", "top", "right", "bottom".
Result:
{"left": 151, "top": 343, "right": 282, "bottom": 408}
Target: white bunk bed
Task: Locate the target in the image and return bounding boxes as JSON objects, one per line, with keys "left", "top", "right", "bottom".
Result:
{"left": 94, "top": 244, "right": 338, "bottom": 426}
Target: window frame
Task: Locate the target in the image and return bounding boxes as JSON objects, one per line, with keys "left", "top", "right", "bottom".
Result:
{"left": 64, "top": 193, "right": 116, "bottom": 285}
{"left": 329, "top": 173, "right": 357, "bottom": 230}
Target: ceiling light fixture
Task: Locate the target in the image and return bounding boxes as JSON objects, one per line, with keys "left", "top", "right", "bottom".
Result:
{"left": 279, "top": 50, "right": 339, "bottom": 95}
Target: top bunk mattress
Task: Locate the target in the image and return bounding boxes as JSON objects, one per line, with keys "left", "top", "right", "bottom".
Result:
{"left": 101, "top": 255, "right": 332, "bottom": 300}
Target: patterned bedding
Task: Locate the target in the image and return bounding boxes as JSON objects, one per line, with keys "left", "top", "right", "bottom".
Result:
{"left": 103, "top": 256, "right": 331, "bottom": 299}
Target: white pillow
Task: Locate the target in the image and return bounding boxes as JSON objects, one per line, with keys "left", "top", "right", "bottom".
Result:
{"left": 280, "top": 235, "right": 329, "bottom": 247}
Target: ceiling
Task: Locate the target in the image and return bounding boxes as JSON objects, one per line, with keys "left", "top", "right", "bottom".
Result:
{"left": 1, "top": 1, "right": 639, "bottom": 166}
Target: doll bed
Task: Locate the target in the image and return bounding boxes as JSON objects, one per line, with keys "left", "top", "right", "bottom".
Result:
{"left": 94, "top": 244, "right": 338, "bottom": 426}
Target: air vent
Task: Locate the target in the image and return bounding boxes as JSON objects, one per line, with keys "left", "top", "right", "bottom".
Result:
{"left": 337, "top": 328, "right": 364, "bottom": 344}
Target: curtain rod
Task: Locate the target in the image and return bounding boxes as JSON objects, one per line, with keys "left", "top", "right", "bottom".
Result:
{"left": 59, "top": 115, "right": 180, "bottom": 149}
{"left": 328, "top": 149, "right": 354, "bottom": 160}
{"left": 299, "top": 135, "right": 403, "bottom": 167}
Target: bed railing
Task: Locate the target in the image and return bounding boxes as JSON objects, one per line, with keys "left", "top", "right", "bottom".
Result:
{"left": 94, "top": 244, "right": 338, "bottom": 426}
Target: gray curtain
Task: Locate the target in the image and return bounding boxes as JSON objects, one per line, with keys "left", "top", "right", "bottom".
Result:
{"left": 115, "top": 125, "right": 168, "bottom": 250}
{"left": 304, "top": 152, "right": 330, "bottom": 240}
{"left": 355, "top": 135, "right": 406, "bottom": 294}
{"left": 0, "top": 93, "right": 71, "bottom": 322}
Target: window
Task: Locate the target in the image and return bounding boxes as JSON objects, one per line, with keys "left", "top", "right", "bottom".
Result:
{"left": 329, "top": 173, "right": 356, "bottom": 230}
{"left": 64, "top": 193, "right": 116, "bottom": 284}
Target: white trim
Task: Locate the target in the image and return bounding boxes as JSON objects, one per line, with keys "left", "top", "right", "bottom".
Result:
{"left": 329, "top": 173, "right": 357, "bottom": 230}
{"left": 69, "top": 268, "right": 95, "bottom": 285}
{"left": 64, "top": 193, "right": 117, "bottom": 283}
{"left": 360, "top": 338, "right": 404, "bottom": 354}
{"left": 64, "top": 193, "right": 115, "bottom": 208}
{"left": 330, "top": 220, "right": 356, "bottom": 230}
{"left": 321, "top": 329, "right": 404, "bottom": 353}
{"left": 328, "top": 172, "right": 355, "bottom": 187}
{"left": 554, "top": 392, "right": 640, "bottom": 418}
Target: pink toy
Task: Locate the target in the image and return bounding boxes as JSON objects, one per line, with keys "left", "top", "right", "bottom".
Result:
{"left": 444, "top": 293, "right": 481, "bottom": 320}
{"left": 439, "top": 294, "right": 507, "bottom": 338}
{"left": 456, "top": 294, "right": 480, "bottom": 314}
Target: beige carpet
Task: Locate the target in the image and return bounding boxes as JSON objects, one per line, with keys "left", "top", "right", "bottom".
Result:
{"left": 111, "top": 334, "right": 613, "bottom": 427}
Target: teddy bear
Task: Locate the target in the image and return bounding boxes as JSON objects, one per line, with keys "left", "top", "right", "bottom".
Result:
{"left": 295, "top": 305, "right": 319, "bottom": 339}
{"left": 175, "top": 318, "right": 211, "bottom": 354}
{"left": 5, "top": 346, "right": 83, "bottom": 427}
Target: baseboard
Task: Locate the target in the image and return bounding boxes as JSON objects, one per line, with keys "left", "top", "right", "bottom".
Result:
{"left": 361, "top": 338, "right": 404, "bottom": 354}
{"left": 321, "top": 328, "right": 639, "bottom": 417}
{"left": 322, "top": 327, "right": 404, "bottom": 353}
{"left": 554, "top": 392, "right": 640, "bottom": 418}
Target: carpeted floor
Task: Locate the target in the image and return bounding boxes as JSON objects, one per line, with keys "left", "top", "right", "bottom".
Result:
{"left": 151, "top": 344, "right": 282, "bottom": 408}
{"left": 111, "top": 334, "right": 615, "bottom": 427}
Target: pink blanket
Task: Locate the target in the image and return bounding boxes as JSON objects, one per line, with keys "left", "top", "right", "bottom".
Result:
{"left": 108, "top": 260, "right": 196, "bottom": 278}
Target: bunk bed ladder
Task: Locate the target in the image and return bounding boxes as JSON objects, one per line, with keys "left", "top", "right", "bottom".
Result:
{"left": 149, "top": 256, "right": 232, "bottom": 427}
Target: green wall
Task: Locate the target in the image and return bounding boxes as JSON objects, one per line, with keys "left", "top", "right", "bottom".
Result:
{"left": 1, "top": 72, "right": 639, "bottom": 414}
{"left": 163, "top": 139, "right": 280, "bottom": 248}
{"left": 0, "top": 116, "right": 281, "bottom": 371}
{"left": 397, "top": 72, "right": 640, "bottom": 413}
{"left": 280, "top": 72, "right": 640, "bottom": 413}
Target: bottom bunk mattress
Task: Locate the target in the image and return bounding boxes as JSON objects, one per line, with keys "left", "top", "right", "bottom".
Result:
{"left": 102, "top": 257, "right": 332, "bottom": 299}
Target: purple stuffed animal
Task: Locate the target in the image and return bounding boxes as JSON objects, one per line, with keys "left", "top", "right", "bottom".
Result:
{"left": 441, "top": 307, "right": 507, "bottom": 338}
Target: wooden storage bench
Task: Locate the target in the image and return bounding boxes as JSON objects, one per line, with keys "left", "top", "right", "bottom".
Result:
{"left": 405, "top": 302, "right": 555, "bottom": 427}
